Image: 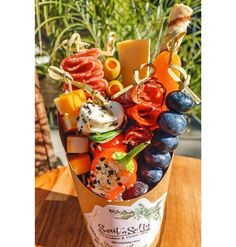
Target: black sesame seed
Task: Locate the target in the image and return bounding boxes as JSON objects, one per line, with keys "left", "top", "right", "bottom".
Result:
{"left": 100, "top": 157, "right": 105, "bottom": 161}
{"left": 96, "top": 166, "right": 101, "bottom": 170}
{"left": 104, "top": 163, "right": 108, "bottom": 168}
{"left": 116, "top": 177, "right": 120, "bottom": 181}
{"left": 107, "top": 179, "right": 111, "bottom": 185}
{"left": 118, "top": 182, "right": 123, "bottom": 186}
{"left": 108, "top": 170, "right": 114, "bottom": 176}
{"left": 113, "top": 120, "right": 118, "bottom": 126}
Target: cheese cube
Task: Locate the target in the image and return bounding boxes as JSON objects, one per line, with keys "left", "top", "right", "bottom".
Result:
{"left": 67, "top": 136, "right": 89, "bottom": 154}
{"left": 68, "top": 154, "right": 91, "bottom": 175}
{"left": 117, "top": 39, "right": 150, "bottom": 87}
{"left": 54, "top": 89, "right": 86, "bottom": 115}
{"left": 61, "top": 113, "right": 78, "bottom": 132}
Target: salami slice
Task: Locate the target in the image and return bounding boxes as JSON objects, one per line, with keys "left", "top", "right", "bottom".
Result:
{"left": 124, "top": 125, "right": 153, "bottom": 146}
{"left": 116, "top": 78, "right": 166, "bottom": 108}
{"left": 125, "top": 104, "right": 167, "bottom": 130}
{"left": 60, "top": 48, "right": 107, "bottom": 92}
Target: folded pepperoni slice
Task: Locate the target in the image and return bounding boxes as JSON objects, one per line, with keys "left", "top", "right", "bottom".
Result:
{"left": 125, "top": 104, "right": 167, "bottom": 131}
{"left": 87, "top": 78, "right": 108, "bottom": 91}
{"left": 64, "top": 59, "right": 95, "bottom": 73}
{"left": 69, "top": 48, "right": 100, "bottom": 58}
{"left": 61, "top": 56, "right": 98, "bottom": 69}
{"left": 124, "top": 125, "right": 153, "bottom": 146}
{"left": 60, "top": 48, "right": 107, "bottom": 92}
{"left": 116, "top": 78, "right": 166, "bottom": 108}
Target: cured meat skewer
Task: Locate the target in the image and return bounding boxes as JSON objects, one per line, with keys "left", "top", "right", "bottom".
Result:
{"left": 61, "top": 48, "right": 108, "bottom": 92}
{"left": 124, "top": 125, "right": 153, "bottom": 146}
{"left": 115, "top": 78, "right": 166, "bottom": 109}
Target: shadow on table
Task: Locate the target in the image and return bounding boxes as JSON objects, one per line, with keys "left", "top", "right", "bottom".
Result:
{"left": 35, "top": 188, "right": 93, "bottom": 247}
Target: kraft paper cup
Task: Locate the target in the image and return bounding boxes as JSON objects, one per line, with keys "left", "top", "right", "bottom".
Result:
{"left": 58, "top": 114, "right": 173, "bottom": 247}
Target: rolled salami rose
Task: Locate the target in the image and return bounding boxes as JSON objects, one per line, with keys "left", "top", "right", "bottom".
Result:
{"left": 124, "top": 125, "right": 153, "bottom": 146}
{"left": 114, "top": 78, "right": 166, "bottom": 109}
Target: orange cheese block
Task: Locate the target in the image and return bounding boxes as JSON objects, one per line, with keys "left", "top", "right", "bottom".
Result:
{"left": 67, "top": 136, "right": 89, "bottom": 154}
{"left": 54, "top": 89, "right": 86, "bottom": 115}
{"left": 61, "top": 113, "right": 78, "bottom": 133}
{"left": 117, "top": 39, "right": 150, "bottom": 87}
{"left": 68, "top": 154, "right": 91, "bottom": 175}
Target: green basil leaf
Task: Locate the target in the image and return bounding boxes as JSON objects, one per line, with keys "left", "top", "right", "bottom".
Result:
{"left": 88, "top": 129, "right": 121, "bottom": 143}
{"left": 112, "top": 152, "right": 135, "bottom": 173}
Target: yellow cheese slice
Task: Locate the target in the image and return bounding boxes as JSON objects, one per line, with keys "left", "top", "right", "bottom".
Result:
{"left": 117, "top": 39, "right": 150, "bottom": 87}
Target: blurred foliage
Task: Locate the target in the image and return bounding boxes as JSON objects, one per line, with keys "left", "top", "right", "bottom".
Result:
{"left": 35, "top": 0, "right": 201, "bottom": 120}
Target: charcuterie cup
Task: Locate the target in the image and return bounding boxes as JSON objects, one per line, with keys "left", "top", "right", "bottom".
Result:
{"left": 58, "top": 114, "right": 174, "bottom": 247}
{"left": 59, "top": 112, "right": 173, "bottom": 247}
{"left": 71, "top": 158, "right": 173, "bottom": 247}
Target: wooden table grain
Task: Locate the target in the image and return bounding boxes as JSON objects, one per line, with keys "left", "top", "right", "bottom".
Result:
{"left": 35, "top": 155, "right": 201, "bottom": 247}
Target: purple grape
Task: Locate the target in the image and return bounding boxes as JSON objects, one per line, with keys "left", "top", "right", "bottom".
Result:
{"left": 140, "top": 165, "right": 163, "bottom": 186}
{"left": 122, "top": 181, "right": 149, "bottom": 200}
{"left": 166, "top": 91, "right": 194, "bottom": 113}
{"left": 143, "top": 147, "right": 171, "bottom": 170}
{"left": 151, "top": 128, "right": 179, "bottom": 153}
{"left": 157, "top": 111, "right": 187, "bottom": 136}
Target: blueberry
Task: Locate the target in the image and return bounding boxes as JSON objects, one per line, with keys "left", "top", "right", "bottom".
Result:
{"left": 143, "top": 147, "right": 171, "bottom": 169}
{"left": 122, "top": 181, "right": 149, "bottom": 200}
{"left": 166, "top": 91, "right": 194, "bottom": 113}
{"left": 157, "top": 111, "right": 187, "bottom": 136}
{"left": 140, "top": 165, "right": 163, "bottom": 186}
{"left": 151, "top": 128, "right": 179, "bottom": 153}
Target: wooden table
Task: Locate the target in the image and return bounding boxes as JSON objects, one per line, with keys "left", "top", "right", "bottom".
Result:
{"left": 35, "top": 155, "right": 201, "bottom": 247}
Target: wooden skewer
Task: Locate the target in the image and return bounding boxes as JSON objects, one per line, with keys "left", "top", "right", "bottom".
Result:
{"left": 48, "top": 66, "right": 113, "bottom": 115}
{"left": 111, "top": 63, "right": 156, "bottom": 99}
{"left": 168, "top": 64, "right": 201, "bottom": 104}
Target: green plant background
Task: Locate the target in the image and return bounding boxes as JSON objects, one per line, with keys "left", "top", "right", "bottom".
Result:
{"left": 35, "top": 0, "right": 201, "bottom": 121}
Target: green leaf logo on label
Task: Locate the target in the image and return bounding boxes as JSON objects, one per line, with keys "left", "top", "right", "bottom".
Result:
{"left": 85, "top": 193, "right": 167, "bottom": 247}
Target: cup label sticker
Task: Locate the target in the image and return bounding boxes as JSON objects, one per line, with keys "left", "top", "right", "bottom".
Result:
{"left": 85, "top": 192, "right": 167, "bottom": 247}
